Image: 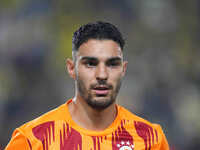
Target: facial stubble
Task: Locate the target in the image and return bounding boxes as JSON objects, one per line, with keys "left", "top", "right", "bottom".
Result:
{"left": 77, "top": 78, "right": 122, "bottom": 110}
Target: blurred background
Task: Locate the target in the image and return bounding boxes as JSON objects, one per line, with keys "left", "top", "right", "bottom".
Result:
{"left": 0, "top": 0, "right": 200, "bottom": 149}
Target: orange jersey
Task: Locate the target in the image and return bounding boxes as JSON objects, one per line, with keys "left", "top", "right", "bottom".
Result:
{"left": 6, "top": 99, "right": 169, "bottom": 150}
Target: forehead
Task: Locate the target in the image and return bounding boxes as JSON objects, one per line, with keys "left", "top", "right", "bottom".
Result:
{"left": 77, "top": 39, "right": 123, "bottom": 59}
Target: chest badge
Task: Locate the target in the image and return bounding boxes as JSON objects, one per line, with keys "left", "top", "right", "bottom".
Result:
{"left": 116, "top": 141, "right": 134, "bottom": 150}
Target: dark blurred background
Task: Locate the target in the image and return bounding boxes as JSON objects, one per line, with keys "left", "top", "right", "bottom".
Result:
{"left": 0, "top": 0, "right": 200, "bottom": 149}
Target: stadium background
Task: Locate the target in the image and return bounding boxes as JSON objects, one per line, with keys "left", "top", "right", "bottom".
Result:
{"left": 0, "top": 0, "right": 200, "bottom": 149}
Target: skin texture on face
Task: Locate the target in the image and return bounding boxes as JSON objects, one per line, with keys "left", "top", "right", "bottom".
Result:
{"left": 67, "top": 39, "right": 127, "bottom": 110}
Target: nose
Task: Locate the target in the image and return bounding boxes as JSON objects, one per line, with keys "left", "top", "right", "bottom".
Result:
{"left": 96, "top": 63, "right": 108, "bottom": 81}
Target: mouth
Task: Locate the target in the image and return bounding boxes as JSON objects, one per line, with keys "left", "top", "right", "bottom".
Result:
{"left": 92, "top": 86, "right": 110, "bottom": 96}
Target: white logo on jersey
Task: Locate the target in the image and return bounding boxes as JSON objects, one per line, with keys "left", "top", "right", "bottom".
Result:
{"left": 116, "top": 141, "right": 134, "bottom": 150}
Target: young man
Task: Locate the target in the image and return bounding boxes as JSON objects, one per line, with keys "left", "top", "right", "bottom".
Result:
{"left": 6, "top": 21, "right": 169, "bottom": 150}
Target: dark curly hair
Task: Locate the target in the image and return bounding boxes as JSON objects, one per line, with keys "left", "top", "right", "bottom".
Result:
{"left": 72, "top": 21, "right": 125, "bottom": 52}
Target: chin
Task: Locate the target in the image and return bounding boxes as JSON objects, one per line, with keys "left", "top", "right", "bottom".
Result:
{"left": 86, "top": 96, "right": 115, "bottom": 110}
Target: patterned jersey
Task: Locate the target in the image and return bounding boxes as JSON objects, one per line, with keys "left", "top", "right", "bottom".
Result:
{"left": 6, "top": 99, "right": 169, "bottom": 150}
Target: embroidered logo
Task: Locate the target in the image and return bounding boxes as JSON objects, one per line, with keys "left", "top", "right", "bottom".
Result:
{"left": 116, "top": 141, "right": 134, "bottom": 150}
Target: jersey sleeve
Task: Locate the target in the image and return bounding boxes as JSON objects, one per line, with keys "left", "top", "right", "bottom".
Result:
{"left": 157, "top": 125, "right": 170, "bottom": 150}
{"left": 159, "top": 130, "right": 170, "bottom": 150}
{"left": 5, "top": 129, "right": 32, "bottom": 150}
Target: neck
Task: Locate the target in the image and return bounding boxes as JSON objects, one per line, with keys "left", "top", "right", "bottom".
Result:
{"left": 68, "top": 96, "right": 117, "bottom": 131}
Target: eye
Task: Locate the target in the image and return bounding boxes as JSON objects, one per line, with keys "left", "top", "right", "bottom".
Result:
{"left": 107, "top": 61, "right": 121, "bottom": 67}
{"left": 85, "top": 60, "right": 98, "bottom": 67}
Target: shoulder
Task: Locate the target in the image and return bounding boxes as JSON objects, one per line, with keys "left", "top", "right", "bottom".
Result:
{"left": 6, "top": 102, "right": 69, "bottom": 149}
{"left": 13, "top": 102, "right": 68, "bottom": 143}
{"left": 117, "top": 105, "right": 153, "bottom": 124}
{"left": 17, "top": 102, "right": 68, "bottom": 136}
{"left": 118, "top": 105, "right": 159, "bottom": 124}
{"left": 119, "top": 105, "right": 169, "bottom": 149}
{"left": 117, "top": 105, "right": 168, "bottom": 140}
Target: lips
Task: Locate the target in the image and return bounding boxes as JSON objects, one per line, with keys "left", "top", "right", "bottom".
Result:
{"left": 94, "top": 89, "right": 109, "bottom": 95}
{"left": 92, "top": 85, "right": 110, "bottom": 95}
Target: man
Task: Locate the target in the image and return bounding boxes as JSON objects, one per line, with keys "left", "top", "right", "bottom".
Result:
{"left": 6, "top": 21, "right": 169, "bottom": 150}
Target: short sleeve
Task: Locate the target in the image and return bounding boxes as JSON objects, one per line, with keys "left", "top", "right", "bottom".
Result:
{"left": 5, "top": 129, "right": 32, "bottom": 150}
{"left": 160, "top": 130, "right": 170, "bottom": 150}
{"left": 157, "top": 125, "right": 170, "bottom": 150}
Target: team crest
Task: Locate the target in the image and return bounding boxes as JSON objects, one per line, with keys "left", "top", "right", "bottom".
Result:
{"left": 116, "top": 141, "right": 134, "bottom": 150}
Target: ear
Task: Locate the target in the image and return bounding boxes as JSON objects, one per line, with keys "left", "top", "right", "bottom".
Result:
{"left": 122, "top": 61, "right": 128, "bottom": 77}
{"left": 66, "top": 58, "right": 76, "bottom": 79}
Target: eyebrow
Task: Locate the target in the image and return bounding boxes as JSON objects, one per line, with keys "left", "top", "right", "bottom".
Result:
{"left": 80, "top": 56, "right": 98, "bottom": 61}
{"left": 80, "top": 56, "right": 122, "bottom": 61}
{"left": 107, "top": 57, "right": 122, "bottom": 62}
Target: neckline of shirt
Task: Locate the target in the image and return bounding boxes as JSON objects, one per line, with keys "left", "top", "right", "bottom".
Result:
{"left": 64, "top": 99, "right": 122, "bottom": 136}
